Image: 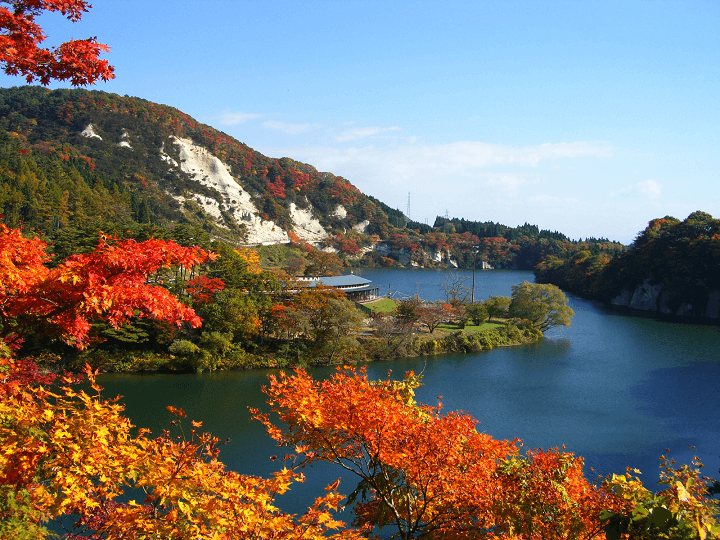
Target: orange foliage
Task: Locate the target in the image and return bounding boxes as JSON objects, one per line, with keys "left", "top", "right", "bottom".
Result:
{"left": 0, "top": 227, "right": 360, "bottom": 537}
{"left": 0, "top": 224, "right": 208, "bottom": 348}
{"left": 185, "top": 275, "right": 225, "bottom": 305}
{"left": 234, "top": 247, "right": 262, "bottom": 274}
{"left": 0, "top": 360, "right": 361, "bottom": 540}
{"left": 255, "top": 367, "right": 613, "bottom": 540}
{"left": 268, "top": 178, "right": 287, "bottom": 198}
{"left": 288, "top": 231, "right": 314, "bottom": 253}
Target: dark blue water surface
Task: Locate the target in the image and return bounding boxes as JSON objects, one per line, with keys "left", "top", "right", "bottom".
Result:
{"left": 97, "top": 268, "right": 720, "bottom": 512}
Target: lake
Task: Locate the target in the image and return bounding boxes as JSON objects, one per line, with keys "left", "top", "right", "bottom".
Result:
{"left": 97, "top": 268, "right": 720, "bottom": 512}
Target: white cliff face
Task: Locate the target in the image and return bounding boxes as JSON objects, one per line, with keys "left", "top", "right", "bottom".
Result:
{"left": 173, "top": 137, "right": 253, "bottom": 212}
{"left": 332, "top": 205, "right": 348, "bottom": 218}
{"left": 81, "top": 124, "right": 102, "bottom": 140}
{"left": 159, "top": 143, "right": 179, "bottom": 167}
{"left": 118, "top": 128, "right": 132, "bottom": 149}
{"left": 170, "top": 137, "right": 289, "bottom": 244}
{"left": 353, "top": 220, "right": 370, "bottom": 233}
{"left": 290, "top": 202, "right": 328, "bottom": 242}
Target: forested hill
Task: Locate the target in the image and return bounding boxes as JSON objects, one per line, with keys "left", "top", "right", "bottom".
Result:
{"left": 535, "top": 211, "right": 720, "bottom": 319}
{"left": 0, "top": 85, "right": 397, "bottom": 244}
{"left": 0, "top": 85, "right": 623, "bottom": 269}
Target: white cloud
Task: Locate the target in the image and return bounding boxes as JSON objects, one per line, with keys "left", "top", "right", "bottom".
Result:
{"left": 262, "top": 120, "right": 322, "bottom": 135}
{"left": 335, "top": 125, "right": 401, "bottom": 142}
{"left": 218, "top": 112, "right": 261, "bottom": 125}
{"left": 638, "top": 179, "right": 662, "bottom": 198}
{"left": 483, "top": 173, "right": 533, "bottom": 198}
{"left": 277, "top": 140, "right": 612, "bottom": 182}
{"left": 528, "top": 194, "right": 581, "bottom": 206}
{"left": 610, "top": 185, "right": 633, "bottom": 197}
{"left": 252, "top": 139, "right": 612, "bottom": 227}
{"left": 610, "top": 179, "right": 662, "bottom": 199}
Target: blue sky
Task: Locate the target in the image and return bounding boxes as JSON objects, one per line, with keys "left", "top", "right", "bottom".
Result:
{"left": 2, "top": 0, "right": 719, "bottom": 243}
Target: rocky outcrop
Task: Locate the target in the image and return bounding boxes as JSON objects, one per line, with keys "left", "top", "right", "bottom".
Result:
{"left": 610, "top": 279, "right": 720, "bottom": 320}
{"left": 705, "top": 290, "right": 720, "bottom": 318}
{"left": 168, "top": 137, "right": 335, "bottom": 245}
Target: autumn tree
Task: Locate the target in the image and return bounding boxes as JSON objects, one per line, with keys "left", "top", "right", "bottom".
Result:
{"left": 0, "top": 0, "right": 115, "bottom": 85}
{"left": 416, "top": 302, "right": 451, "bottom": 333}
{"left": 394, "top": 299, "right": 420, "bottom": 328}
{"left": 0, "top": 224, "right": 208, "bottom": 349}
{"left": 257, "top": 368, "right": 720, "bottom": 540}
{"left": 465, "top": 301, "right": 489, "bottom": 326}
{"left": 256, "top": 367, "right": 617, "bottom": 540}
{"left": 283, "top": 254, "right": 308, "bottom": 276}
{"left": 0, "top": 224, "right": 360, "bottom": 539}
{"left": 195, "top": 289, "right": 265, "bottom": 342}
{"left": 205, "top": 241, "right": 262, "bottom": 289}
{"left": 600, "top": 460, "right": 720, "bottom": 539}
{"left": 484, "top": 295, "right": 511, "bottom": 322}
{"left": 0, "top": 362, "right": 362, "bottom": 539}
{"left": 440, "top": 271, "right": 470, "bottom": 305}
{"left": 289, "top": 285, "right": 364, "bottom": 363}
{"left": 305, "top": 249, "right": 343, "bottom": 276}
{"left": 175, "top": 243, "right": 277, "bottom": 369}
{"left": 366, "top": 312, "right": 416, "bottom": 359}
{"left": 189, "top": 244, "right": 268, "bottom": 342}
{"left": 509, "top": 281, "right": 575, "bottom": 332}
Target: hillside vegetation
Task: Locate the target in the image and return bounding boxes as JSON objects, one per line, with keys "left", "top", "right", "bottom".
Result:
{"left": 535, "top": 211, "right": 720, "bottom": 318}
{"left": 0, "top": 85, "right": 624, "bottom": 270}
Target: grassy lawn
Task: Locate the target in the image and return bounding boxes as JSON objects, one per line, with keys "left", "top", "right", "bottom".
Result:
{"left": 361, "top": 297, "right": 397, "bottom": 314}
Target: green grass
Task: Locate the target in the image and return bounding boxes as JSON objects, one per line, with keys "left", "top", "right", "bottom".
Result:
{"left": 361, "top": 297, "right": 397, "bottom": 314}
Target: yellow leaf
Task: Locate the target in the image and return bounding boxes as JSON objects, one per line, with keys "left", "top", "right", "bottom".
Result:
{"left": 676, "top": 481, "right": 691, "bottom": 502}
{"left": 178, "top": 500, "right": 191, "bottom": 515}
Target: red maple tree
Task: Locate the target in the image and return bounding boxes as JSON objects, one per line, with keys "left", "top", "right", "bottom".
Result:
{"left": 0, "top": 224, "right": 209, "bottom": 349}
{"left": 0, "top": 0, "right": 114, "bottom": 85}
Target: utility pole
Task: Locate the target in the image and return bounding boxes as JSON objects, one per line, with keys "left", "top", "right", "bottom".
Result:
{"left": 404, "top": 192, "right": 411, "bottom": 227}
{"left": 471, "top": 246, "right": 479, "bottom": 304}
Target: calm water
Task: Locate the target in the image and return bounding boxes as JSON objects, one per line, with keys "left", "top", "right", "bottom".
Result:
{"left": 97, "top": 268, "right": 720, "bottom": 512}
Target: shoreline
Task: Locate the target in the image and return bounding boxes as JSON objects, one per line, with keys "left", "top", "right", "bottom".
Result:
{"left": 37, "top": 322, "right": 544, "bottom": 375}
